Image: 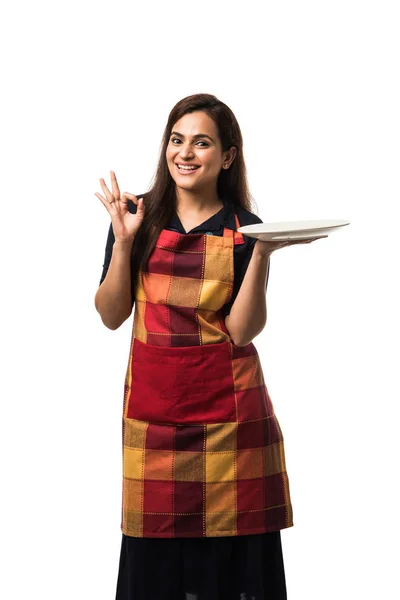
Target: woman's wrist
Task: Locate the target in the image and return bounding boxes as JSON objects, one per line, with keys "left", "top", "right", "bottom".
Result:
{"left": 113, "top": 237, "right": 135, "bottom": 250}
{"left": 254, "top": 239, "right": 272, "bottom": 259}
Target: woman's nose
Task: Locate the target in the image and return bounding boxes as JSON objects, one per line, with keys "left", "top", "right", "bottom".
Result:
{"left": 179, "top": 144, "right": 195, "bottom": 158}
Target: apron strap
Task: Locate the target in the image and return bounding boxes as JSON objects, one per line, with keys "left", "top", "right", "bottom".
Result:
{"left": 222, "top": 212, "right": 245, "bottom": 244}
{"left": 233, "top": 212, "right": 245, "bottom": 245}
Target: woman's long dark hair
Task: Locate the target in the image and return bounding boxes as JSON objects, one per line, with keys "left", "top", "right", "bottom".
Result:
{"left": 130, "top": 93, "right": 257, "bottom": 292}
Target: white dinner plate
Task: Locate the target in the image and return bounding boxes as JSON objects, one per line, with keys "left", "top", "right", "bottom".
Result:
{"left": 237, "top": 219, "right": 350, "bottom": 241}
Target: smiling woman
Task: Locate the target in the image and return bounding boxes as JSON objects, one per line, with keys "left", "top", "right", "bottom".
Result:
{"left": 95, "top": 93, "right": 291, "bottom": 600}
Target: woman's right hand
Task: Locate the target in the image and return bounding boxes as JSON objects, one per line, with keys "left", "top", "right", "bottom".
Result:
{"left": 95, "top": 170, "right": 145, "bottom": 243}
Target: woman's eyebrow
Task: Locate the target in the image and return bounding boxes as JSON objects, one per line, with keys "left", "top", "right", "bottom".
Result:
{"left": 170, "top": 131, "right": 215, "bottom": 142}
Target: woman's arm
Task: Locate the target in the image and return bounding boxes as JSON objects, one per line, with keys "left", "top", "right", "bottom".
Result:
{"left": 94, "top": 239, "right": 134, "bottom": 330}
{"left": 225, "top": 240, "right": 271, "bottom": 347}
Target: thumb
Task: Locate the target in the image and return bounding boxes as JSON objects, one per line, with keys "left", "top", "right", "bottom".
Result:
{"left": 136, "top": 197, "right": 145, "bottom": 213}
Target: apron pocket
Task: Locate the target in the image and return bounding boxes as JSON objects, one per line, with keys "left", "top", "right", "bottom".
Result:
{"left": 126, "top": 339, "right": 237, "bottom": 424}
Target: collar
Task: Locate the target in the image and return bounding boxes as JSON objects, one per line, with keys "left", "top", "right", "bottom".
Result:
{"left": 168, "top": 196, "right": 235, "bottom": 234}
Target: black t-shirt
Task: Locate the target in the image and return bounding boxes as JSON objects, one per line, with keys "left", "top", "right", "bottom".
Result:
{"left": 99, "top": 196, "right": 269, "bottom": 317}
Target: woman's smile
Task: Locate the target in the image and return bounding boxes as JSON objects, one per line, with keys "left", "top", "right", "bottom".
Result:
{"left": 176, "top": 163, "right": 201, "bottom": 175}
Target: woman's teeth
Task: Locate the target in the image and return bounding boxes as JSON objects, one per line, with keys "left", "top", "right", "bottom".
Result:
{"left": 177, "top": 164, "right": 199, "bottom": 172}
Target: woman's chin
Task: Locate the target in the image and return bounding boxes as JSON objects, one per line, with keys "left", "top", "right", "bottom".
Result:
{"left": 173, "top": 179, "right": 202, "bottom": 190}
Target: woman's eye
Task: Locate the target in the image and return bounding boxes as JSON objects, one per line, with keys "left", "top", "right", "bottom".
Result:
{"left": 170, "top": 138, "right": 208, "bottom": 147}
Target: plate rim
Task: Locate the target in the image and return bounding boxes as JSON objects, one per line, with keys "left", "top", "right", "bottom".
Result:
{"left": 237, "top": 219, "right": 350, "bottom": 234}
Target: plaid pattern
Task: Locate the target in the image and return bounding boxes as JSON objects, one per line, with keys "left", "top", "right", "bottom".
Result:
{"left": 121, "top": 213, "right": 293, "bottom": 537}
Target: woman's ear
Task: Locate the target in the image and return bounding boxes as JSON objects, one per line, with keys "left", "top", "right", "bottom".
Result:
{"left": 222, "top": 146, "right": 237, "bottom": 169}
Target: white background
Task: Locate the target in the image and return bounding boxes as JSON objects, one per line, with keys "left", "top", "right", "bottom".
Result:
{"left": 1, "top": 1, "right": 399, "bottom": 598}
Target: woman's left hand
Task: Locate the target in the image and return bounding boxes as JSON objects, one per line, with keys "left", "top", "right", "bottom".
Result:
{"left": 254, "top": 235, "right": 328, "bottom": 257}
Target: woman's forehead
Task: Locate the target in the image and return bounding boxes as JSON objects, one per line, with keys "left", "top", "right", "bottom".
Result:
{"left": 172, "top": 111, "right": 218, "bottom": 137}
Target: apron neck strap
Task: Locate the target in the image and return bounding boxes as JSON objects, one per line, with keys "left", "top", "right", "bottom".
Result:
{"left": 223, "top": 212, "right": 245, "bottom": 244}
{"left": 233, "top": 211, "right": 245, "bottom": 245}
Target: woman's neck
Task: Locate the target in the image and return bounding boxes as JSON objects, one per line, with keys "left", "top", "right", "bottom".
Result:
{"left": 175, "top": 187, "right": 223, "bottom": 215}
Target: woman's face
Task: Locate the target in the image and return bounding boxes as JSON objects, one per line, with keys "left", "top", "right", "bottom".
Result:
{"left": 165, "top": 110, "right": 236, "bottom": 193}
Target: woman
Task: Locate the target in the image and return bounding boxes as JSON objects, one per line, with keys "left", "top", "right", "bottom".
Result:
{"left": 95, "top": 93, "right": 314, "bottom": 600}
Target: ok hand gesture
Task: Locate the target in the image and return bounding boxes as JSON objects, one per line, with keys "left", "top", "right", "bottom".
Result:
{"left": 95, "top": 171, "right": 145, "bottom": 243}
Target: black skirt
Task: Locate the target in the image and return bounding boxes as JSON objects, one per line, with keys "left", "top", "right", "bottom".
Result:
{"left": 116, "top": 532, "right": 287, "bottom": 600}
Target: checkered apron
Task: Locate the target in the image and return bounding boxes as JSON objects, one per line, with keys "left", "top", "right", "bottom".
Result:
{"left": 121, "top": 213, "right": 293, "bottom": 538}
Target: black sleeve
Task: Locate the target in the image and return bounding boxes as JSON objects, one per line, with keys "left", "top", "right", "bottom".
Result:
{"left": 99, "top": 222, "right": 115, "bottom": 286}
{"left": 98, "top": 199, "right": 138, "bottom": 302}
{"left": 221, "top": 210, "right": 270, "bottom": 317}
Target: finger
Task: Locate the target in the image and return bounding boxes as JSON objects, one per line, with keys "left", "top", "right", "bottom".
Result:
{"left": 121, "top": 192, "right": 137, "bottom": 205}
{"left": 286, "top": 236, "right": 326, "bottom": 245}
{"left": 94, "top": 192, "right": 112, "bottom": 212}
{"left": 110, "top": 170, "right": 121, "bottom": 200}
{"left": 269, "top": 240, "right": 301, "bottom": 250}
{"left": 299, "top": 235, "right": 328, "bottom": 243}
{"left": 99, "top": 178, "right": 115, "bottom": 203}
